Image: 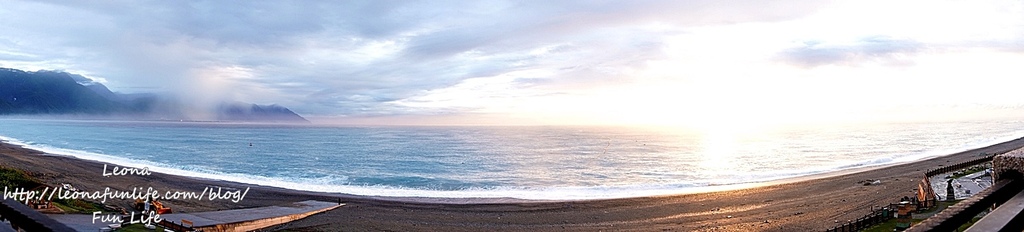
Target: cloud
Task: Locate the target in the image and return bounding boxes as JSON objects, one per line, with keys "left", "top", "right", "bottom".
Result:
{"left": 778, "top": 36, "right": 925, "bottom": 68}
{"left": 0, "top": 0, "right": 829, "bottom": 117}
{"left": 7, "top": 0, "right": 1023, "bottom": 124}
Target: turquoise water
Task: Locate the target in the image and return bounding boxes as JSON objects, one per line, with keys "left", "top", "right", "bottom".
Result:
{"left": 1, "top": 118, "right": 1023, "bottom": 199}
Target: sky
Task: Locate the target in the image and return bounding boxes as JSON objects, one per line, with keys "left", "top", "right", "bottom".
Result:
{"left": 1, "top": 0, "right": 1024, "bottom": 127}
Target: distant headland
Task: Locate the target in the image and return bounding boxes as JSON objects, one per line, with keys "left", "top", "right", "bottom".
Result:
{"left": 0, "top": 67, "right": 308, "bottom": 123}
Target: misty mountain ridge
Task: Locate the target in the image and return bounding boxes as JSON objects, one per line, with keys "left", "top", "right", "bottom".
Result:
{"left": 0, "top": 67, "right": 308, "bottom": 123}
{"left": 217, "top": 102, "right": 308, "bottom": 122}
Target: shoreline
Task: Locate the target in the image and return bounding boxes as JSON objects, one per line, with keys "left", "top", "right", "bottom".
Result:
{"left": 1, "top": 130, "right": 1016, "bottom": 204}
{"left": 2, "top": 137, "right": 1024, "bottom": 231}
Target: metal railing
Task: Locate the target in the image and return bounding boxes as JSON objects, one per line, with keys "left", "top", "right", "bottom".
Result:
{"left": 923, "top": 155, "right": 995, "bottom": 177}
{"left": 906, "top": 178, "right": 1024, "bottom": 231}
{"left": 0, "top": 198, "right": 76, "bottom": 232}
{"left": 965, "top": 186, "right": 1024, "bottom": 231}
{"left": 825, "top": 209, "right": 893, "bottom": 232}
{"left": 908, "top": 149, "right": 1024, "bottom": 232}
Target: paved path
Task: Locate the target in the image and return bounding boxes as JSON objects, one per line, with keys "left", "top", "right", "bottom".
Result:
{"left": 929, "top": 170, "right": 994, "bottom": 201}
{"left": 49, "top": 200, "right": 342, "bottom": 232}
{"left": 160, "top": 200, "right": 341, "bottom": 229}
{"left": 47, "top": 214, "right": 116, "bottom": 232}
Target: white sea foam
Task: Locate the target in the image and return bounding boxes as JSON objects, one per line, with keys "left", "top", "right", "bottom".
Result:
{"left": 0, "top": 137, "right": 1002, "bottom": 200}
{"left": 4, "top": 134, "right": 708, "bottom": 199}
{"left": 4, "top": 135, "right": 702, "bottom": 199}
{"left": 1, "top": 134, "right": 760, "bottom": 200}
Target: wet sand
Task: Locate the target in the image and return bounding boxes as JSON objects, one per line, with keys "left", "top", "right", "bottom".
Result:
{"left": 3, "top": 137, "right": 1024, "bottom": 231}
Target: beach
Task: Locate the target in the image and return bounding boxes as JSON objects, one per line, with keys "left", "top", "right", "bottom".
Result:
{"left": 3, "top": 137, "right": 1024, "bottom": 231}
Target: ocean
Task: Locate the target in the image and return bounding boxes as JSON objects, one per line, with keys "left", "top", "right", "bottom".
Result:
{"left": 1, "top": 118, "right": 1023, "bottom": 200}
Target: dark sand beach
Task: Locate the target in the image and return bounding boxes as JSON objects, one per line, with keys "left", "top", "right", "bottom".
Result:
{"left": 3, "top": 137, "right": 1024, "bottom": 231}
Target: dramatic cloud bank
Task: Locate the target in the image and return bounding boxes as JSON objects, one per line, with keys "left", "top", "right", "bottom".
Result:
{"left": 1, "top": 0, "right": 1023, "bottom": 125}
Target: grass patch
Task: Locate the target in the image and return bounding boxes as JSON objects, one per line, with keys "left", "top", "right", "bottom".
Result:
{"left": 863, "top": 200, "right": 982, "bottom": 232}
{"left": 0, "top": 166, "right": 41, "bottom": 188}
{"left": 947, "top": 164, "right": 990, "bottom": 179}
{"left": 0, "top": 166, "right": 106, "bottom": 213}
{"left": 955, "top": 217, "right": 983, "bottom": 231}
{"left": 52, "top": 198, "right": 106, "bottom": 213}
{"left": 862, "top": 218, "right": 925, "bottom": 232}
{"left": 874, "top": 201, "right": 968, "bottom": 231}
{"left": 914, "top": 200, "right": 961, "bottom": 217}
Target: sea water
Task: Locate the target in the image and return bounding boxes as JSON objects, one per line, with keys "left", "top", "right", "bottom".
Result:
{"left": 1, "top": 118, "right": 1023, "bottom": 200}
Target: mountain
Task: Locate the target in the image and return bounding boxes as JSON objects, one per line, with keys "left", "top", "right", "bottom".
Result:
{"left": 0, "top": 68, "right": 125, "bottom": 114}
{"left": 218, "top": 103, "right": 309, "bottom": 122}
{"left": 0, "top": 68, "right": 309, "bottom": 123}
